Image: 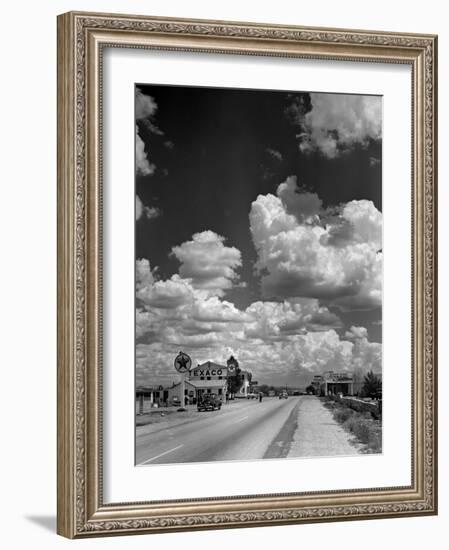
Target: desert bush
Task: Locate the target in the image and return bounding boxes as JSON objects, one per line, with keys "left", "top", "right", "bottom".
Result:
{"left": 324, "top": 396, "right": 382, "bottom": 453}
{"left": 367, "top": 428, "right": 382, "bottom": 453}
{"left": 334, "top": 407, "right": 353, "bottom": 424}
{"left": 344, "top": 417, "right": 371, "bottom": 443}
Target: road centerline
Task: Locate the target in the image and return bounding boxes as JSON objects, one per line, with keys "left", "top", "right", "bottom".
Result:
{"left": 139, "top": 444, "right": 184, "bottom": 465}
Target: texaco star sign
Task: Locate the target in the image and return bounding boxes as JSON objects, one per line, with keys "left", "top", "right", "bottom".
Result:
{"left": 174, "top": 351, "right": 192, "bottom": 373}
{"left": 227, "top": 356, "right": 238, "bottom": 374}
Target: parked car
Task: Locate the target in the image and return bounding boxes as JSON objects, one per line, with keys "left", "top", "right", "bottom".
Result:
{"left": 197, "top": 393, "right": 222, "bottom": 412}
{"left": 279, "top": 391, "right": 288, "bottom": 399}
{"left": 171, "top": 396, "right": 181, "bottom": 407}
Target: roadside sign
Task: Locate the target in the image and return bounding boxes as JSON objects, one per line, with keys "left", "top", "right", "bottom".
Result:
{"left": 227, "top": 356, "right": 238, "bottom": 373}
{"left": 174, "top": 351, "right": 191, "bottom": 373}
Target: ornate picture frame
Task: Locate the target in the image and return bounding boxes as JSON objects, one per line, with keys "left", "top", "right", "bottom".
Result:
{"left": 57, "top": 11, "right": 437, "bottom": 538}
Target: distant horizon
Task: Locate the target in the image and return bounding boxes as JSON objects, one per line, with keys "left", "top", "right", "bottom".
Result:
{"left": 135, "top": 353, "right": 383, "bottom": 390}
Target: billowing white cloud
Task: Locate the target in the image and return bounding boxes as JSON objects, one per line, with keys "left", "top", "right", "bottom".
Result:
{"left": 136, "top": 195, "right": 145, "bottom": 219}
{"left": 136, "top": 308, "right": 158, "bottom": 340}
{"left": 277, "top": 176, "right": 322, "bottom": 222}
{"left": 345, "top": 325, "right": 369, "bottom": 340}
{"left": 136, "top": 324, "right": 381, "bottom": 387}
{"left": 249, "top": 176, "right": 382, "bottom": 310}
{"left": 292, "top": 93, "right": 382, "bottom": 158}
{"left": 135, "top": 213, "right": 381, "bottom": 386}
{"left": 344, "top": 326, "right": 382, "bottom": 382}
{"left": 171, "top": 231, "right": 242, "bottom": 297}
{"left": 134, "top": 250, "right": 374, "bottom": 386}
{"left": 135, "top": 88, "right": 158, "bottom": 120}
{"left": 341, "top": 199, "right": 382, "bottom": 246}
{"left": 227, "top": 328, "right": 380, "bottom": 386}
{"left": 137, "top": 261, "right": 340, "bottom": 343}
{"left": 136, "top": 128, "right": 155, "bottom": 176}
{"left": 136, "top": 195, "right": 160, "bottom": 220}
{"left": 135, "top": 88, "right": 163, "bottom": 176}
{"left": 134, "top": 261, "right": 382, "bottom": 387}
{"left": 136, "top": 258, "right": 155, "bottom": 290}
{"left": 138, "top": 273, "right": 195, "bottom": 310}
{"left": 244, "top": 299, "right": 341, "bottom": 340}
{"left": 191, "top": 296, "right": 247, "bottom": 323}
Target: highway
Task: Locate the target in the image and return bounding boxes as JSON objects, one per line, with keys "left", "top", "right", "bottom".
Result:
{"left": 136, "top": 396, "right": 302, "bottom": 465}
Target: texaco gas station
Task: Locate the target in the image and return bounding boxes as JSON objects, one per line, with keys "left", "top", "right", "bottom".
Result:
{"left": 136, "top": 354, "right": 252, "bottom": 412}
{"left": 188, "top": 362, "right": 228, "bottom": 399}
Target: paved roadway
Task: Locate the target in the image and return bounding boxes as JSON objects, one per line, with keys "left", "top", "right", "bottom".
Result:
{"left": 136, "top": 396, "right": 301, "bottom": 465}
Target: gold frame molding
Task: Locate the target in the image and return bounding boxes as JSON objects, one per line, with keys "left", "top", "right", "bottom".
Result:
{"left": 57, "top": 11, "right": 438, "bottom": 539}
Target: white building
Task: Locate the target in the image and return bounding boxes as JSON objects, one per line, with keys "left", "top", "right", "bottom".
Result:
{"left": 188, "top": 361, "right": 228, "bottom": 400}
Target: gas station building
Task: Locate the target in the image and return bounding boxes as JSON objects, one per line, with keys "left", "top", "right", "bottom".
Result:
{"left": 136, "top": 358, "right": 253, "bottom": 411}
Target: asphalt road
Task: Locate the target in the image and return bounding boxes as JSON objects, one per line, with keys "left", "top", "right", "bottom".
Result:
{"left": 136, "top": 397, "right": 301, "bottom": 465}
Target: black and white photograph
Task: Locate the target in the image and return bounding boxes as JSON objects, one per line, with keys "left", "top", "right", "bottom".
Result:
{"left": 2, "top": 0, "right": 440, "bottom": 543}
{"left": 135, "top": 84, "right": 383, "bottom": 466}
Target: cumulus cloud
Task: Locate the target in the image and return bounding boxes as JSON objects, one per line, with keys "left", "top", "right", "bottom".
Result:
{"left": 136, "top": 258, "right": 155, "bottom": 291}
{"left": 289, "top": 93, "right": 382, "bottom": 158}
{"left": 134, "top": 250, "right": 378, "bottom": 386}
{"left": 135, "top": 88, "right": 163, "bottom": 176}
{"left": 277, "top": 176, "right": 322, "bottom": 222}
{"left": 136, "top": 308, "right": 158, "bottom": 340}
{"left": 244, "top": 299, "right": 341, "bottom": 340}
{"left": 191, "top": 296, "right": 247, "bottom": 323}
{"left": 135, "top": 273, "right": 246, "bottom": 381}
{"left": 345, "top": 325, "right": 369, "bottom": 340}
{"left": 136, "top": 323, "right": 381, "bottom": 386}
{"left": 135, "top": 88, "right": 158, "bottom": 120}
{"left": 136, "top": 128, "right": 155, "bottom": 176}
{"left": 136, "top": 195, "right": 160, "bottom": 220}
{"left": 171, "top": 231, "right": 242, "bottom": 297}
{"left": 138, "top": 273, "right": 195, "bottom": 310}
{"left": 136, "top": 256, "right": 246, "bottom": 342}
{"left": 341, "top": 200, "right": 382, "bottom": 246}
{"left": 249, "top": 176, "right": 382, "bottom": 310}
{"left": 135, "top": 220, "right": 381, "bottom": 386}
{"left": 234, "top": 328, "right": 380, "bottom": 386}
{"left": 265, "top": 148, "right": 283, "bottom": 161}
{"left": 345, "top": 326, "right": 383, "bottom": 381}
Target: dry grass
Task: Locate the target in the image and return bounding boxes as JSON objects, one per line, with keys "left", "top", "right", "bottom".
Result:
{"left": 324, "top": 399, "right": 382, "bottom": 453}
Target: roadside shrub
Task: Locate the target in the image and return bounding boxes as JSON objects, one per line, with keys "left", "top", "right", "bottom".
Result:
{"left": 367, "top": 428, "right": 382, "bottom": 453}
{"left": 344, "top": 417, "right": 371, "bottom": 444}
{"left": 334, "top": 407, "right": 353, "bottom": 424}
{"left": 325, "top": 397, "right": 382, "bottom": 453}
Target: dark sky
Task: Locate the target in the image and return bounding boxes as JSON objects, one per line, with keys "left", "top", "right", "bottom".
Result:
{"left": 136, "top": 84, "right": 382, "bottom": 343}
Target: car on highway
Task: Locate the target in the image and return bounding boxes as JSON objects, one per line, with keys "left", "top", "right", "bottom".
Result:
{"left": 279, "top": 390, "right": 288, "bottom": 399}
{"left": 197, "top": 393, "right": 222, "bottom": 412}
